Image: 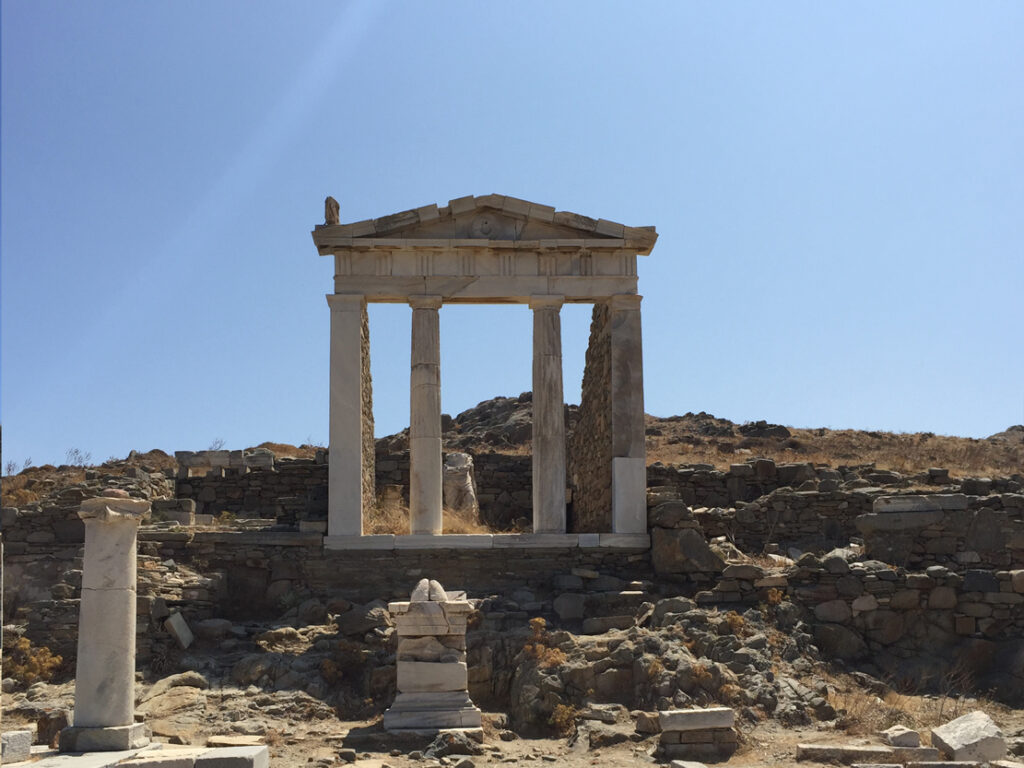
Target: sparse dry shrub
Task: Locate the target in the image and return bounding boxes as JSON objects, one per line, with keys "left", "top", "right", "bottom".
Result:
{"left": 6, "top": 636, "right": 63, "bottom": 688}
{"left": 364, "top": 501, "right": 410, "bottom": 535}
{"left": 830, "top": 687, "right": 907, "bottom": 734}
{"left": 548, "top": 703, "right": 578, "bottom": 736}
{"left": 538, "top": 647, "right": 567, "bottom": 669}
{"left": 717, "top": 682, "right": 742, "bottom": 704}
{"left": 319, "top": 658, "right": 343, "bottom": 686}
{"left": 763, "top": 587, "right": 784, "bottom": 606}
{"left": 522, "top": 617, "right": 567, "bottom": 669}
{"left": 263, "top": 728, "right": 282, "bottom": 746}
{"left": 723, "top": 611, "right": 746, "bottom": 634}
{"left": 645, "top": 657, "right": 665, "bottom": 680}
{"left": 691, "top": 662, "right": 713, "bottom": 688}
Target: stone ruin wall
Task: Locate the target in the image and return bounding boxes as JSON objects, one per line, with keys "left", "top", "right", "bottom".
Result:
{"left": 569, "top": 302, "right": 613, "bottom": 532}
{"left": 175, "top": 450, "right": 534, "bottom": 530}
{"left": 5, "top": 489, "right": 1024, "bottom": 702}
{"left": 5, "top": 453, "right": 1024, "bottom": 700}
{"left": 360, "top": 302, "right": 375, "bottom": 517}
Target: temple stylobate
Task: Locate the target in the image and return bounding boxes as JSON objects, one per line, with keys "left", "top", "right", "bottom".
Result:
{"left": 311, "top": 194, "right": 657, "bottom": 549}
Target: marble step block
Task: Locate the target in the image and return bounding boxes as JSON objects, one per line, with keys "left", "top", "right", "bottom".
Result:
{"left": 397, "top": 661, "right": 468, "bottom": 693}
{"left": 382, "top": 692, "right": 482, "bottom": 731}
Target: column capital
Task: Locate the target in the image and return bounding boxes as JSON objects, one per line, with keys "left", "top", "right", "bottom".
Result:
{"left": 79, "top": 496, "right": 150, "bottom": 525}
{"left": 327, "top": 293, "right": 366, "bottom": 311}
{"left": 528, "top": 294, "right": 565, "bottom": 311}
{"left": 409, "top": 295, "right": 443, "bottom": 310}
{"left": 608, "top": 293, "right": 642, "bottom": 311}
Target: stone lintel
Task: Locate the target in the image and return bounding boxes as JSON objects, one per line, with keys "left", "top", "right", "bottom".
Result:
{"left": 331, "top": 275, "right": 639, "bottom": 303}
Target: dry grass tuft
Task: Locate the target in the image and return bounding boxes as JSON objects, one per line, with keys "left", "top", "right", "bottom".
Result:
{"left": 364, "top": 501, "right": 492, "bottom": 534}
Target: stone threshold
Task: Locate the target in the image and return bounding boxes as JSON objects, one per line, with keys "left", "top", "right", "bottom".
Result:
{"left": 323, "top": 532, "right": 650, "bottom": 551}
{"left": 20, "top": 742, "right": 269, "bottom": 768}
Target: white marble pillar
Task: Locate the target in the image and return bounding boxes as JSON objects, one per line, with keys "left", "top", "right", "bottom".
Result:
{"left": 409, "top": 296, "right": 443, "bottom": 534}
{"left": 327, "top": 294, "right": 365, "bottom": 537}
{"left": 530, "top": 295, "right": 567, "bottom": 533}
{"left": 60, "top": 493, "right": 150, "bottom": 752}
{"left": 609, "top": 294, "right": 647, "bottom": 534}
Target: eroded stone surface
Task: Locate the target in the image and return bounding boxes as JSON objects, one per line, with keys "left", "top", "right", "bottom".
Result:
{"left": 931, "top": 710, "right": 1007, "bottom": 762}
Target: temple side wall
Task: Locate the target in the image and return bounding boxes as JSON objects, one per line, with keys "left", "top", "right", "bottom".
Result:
{"left": 569, "top": 302, "right": 613, "bottom": 532}
{"left": 361, "top": 303, "right": 375, "bottom": 516}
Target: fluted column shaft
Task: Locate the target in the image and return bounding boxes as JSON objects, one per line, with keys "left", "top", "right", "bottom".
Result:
{"left": 409, "top": 296, "right": 443, "bottom": 534}
{"left": 530, "top": 295, "right": 567, "bottom": 533}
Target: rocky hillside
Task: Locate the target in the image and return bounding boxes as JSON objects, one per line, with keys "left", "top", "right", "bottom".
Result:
{"left": 379, "top": 392, "right": 1024, "bottom": 478}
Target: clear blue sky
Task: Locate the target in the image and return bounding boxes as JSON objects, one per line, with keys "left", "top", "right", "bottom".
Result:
{"left": 2, "top": 2, "right": 1022, "bottom": 468}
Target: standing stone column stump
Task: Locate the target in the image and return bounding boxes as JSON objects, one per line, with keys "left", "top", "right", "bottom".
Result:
{"left": 60, "top": 492, "right": 151, "bottom": 752}
{"left": 383, "top": 579, "right": 482, "bottom": 731}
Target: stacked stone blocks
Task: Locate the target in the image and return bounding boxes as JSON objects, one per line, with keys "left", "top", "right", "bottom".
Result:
{"left": 658, "top": 707, "right": 737, "bottom": 762}
{"left": 384, "top": 579, "right": 482, "bottom": 731}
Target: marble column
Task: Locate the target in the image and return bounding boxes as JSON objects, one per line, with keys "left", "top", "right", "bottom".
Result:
{"left": 327, "top": 294, "right": 365, "bottom": 536}
{"left": 60, "top": 493, "right": 151, "bottom": 752}
{"left": 409, "top": 296, "right": 443, "bottom": 534}
{"left": 609, "top": 294, "right": 647, "bottom": 534}
{"left": 530, "top": 295, "right": 567, "bottom": 533}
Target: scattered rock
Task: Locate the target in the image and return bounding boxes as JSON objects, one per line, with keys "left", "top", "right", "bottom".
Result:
{"left": 931, "top": 710, "right": 1007, "bottom": 762}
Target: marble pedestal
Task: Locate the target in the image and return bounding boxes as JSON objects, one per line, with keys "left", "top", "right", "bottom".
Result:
{"left": 384, "top": 581, "right": 482, "bottom": 732}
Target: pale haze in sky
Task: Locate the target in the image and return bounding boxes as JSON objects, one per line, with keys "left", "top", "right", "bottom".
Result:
{"left": 2, "top": 2, "right": 1022, "bottom": 468}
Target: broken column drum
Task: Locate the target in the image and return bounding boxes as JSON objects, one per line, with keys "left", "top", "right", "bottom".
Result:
{"left": 60, "top": 494, "right": 151, "bottom": 752}
{"left": 313, "top": 194, "right": 659, "bottom": 543}
{"left": 384, "top": 579, "right": 482, "bottom": 731}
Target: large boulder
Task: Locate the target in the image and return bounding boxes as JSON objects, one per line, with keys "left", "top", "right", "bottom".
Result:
{"left": 336, "top": 599, "right": 392, "bottom": 636}
{"left": 930, "top": 710, "right": 1006, "bottom": 762}
{"left": 651, "top": 528, "right": 724, "bottom": 574}
{"left": 813, "top": 624, "right": 866, "bottom": 661}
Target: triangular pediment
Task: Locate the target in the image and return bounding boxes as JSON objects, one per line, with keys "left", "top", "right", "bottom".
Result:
{"left": 312, "top": 194, "right": 657, "bottom": 254}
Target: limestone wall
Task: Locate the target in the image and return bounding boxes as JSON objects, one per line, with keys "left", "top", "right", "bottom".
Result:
{"left": 176, "top": 458, "right": 328, "bottom": 519}
{"left": 360, "top": 303, "right": 376, "bottom": 516}
{"left": 569, "top": 302, "right": 613, "bottom": 532}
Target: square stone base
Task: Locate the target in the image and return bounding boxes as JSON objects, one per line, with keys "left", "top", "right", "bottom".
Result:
{"left": 59, "top": 723, "right": 151, "bottom": 752}
{"left": 383, "top": 691, "right": 483, "bottom": 732}
{"left": 2, "top": 729, "right": 34, "bottom": 763}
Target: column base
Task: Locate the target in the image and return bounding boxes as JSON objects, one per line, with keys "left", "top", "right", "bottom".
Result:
{"left": 383, "top": 691, "right": 482, "bottom": 732}
{"left": 59, "top": 723, "right": 150, "bottom": 752}
{"left": 612, "top": 456, "right": 647, "bottom": 533}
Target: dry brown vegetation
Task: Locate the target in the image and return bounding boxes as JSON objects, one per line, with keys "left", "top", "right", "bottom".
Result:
{"left": 644, "top": 418, "right": 1024, "bottom": 476}
{"left": 363, "top": 501, "right": 492, "bottom": 535}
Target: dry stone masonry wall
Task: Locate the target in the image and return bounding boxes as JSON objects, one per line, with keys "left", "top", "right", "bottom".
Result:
{"left": 569, "top": 302, "right": 612, "bottom": 532}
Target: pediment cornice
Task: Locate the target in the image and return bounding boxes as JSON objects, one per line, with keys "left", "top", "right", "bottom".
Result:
{"left": 312, "top": 194, "right": 658, "bottom": 255}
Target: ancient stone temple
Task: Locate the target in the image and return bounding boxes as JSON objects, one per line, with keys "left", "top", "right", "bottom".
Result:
{"left": 312, "top": 194, "right": 657, "bottom": 548}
